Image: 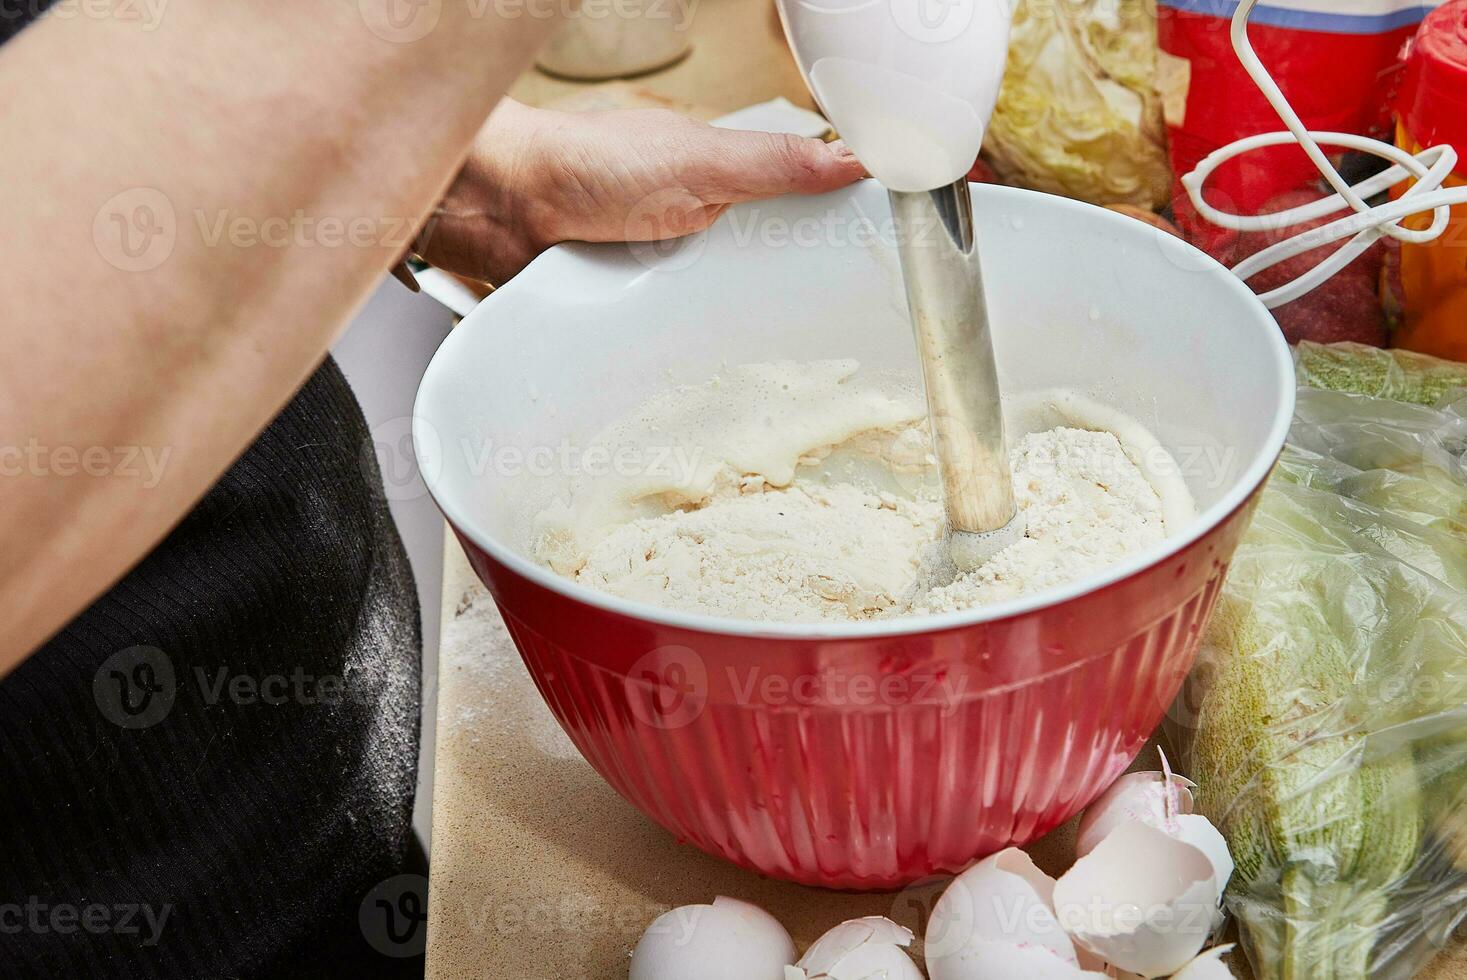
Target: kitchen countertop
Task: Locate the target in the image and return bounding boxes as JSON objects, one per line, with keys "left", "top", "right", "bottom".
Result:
{"left": 508, "top": 0, "right": 813, "bottom": 118}
{"left": 423, "top": 1, "right": 1467, "bottom": 974}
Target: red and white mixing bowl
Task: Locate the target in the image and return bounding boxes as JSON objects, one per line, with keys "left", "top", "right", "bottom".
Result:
{"left": 414, "top": 182, "right": 1294, "bottom": 889}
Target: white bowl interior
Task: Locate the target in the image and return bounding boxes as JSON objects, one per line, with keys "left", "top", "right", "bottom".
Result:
{"left": 415, "top": 182, "right": 1294, "bottom": 634}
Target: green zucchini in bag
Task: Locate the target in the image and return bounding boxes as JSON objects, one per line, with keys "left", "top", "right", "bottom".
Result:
{"left": 1173, "top": 343, "right": 1467, "bottom": 980}
{"left": 1293, "top": 341, "right": 1467, "bottom": 407}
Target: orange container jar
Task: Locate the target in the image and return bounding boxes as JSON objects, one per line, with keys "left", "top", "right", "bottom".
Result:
{"left": 1389, "top": 0, "right": 1467, "bottom": 361}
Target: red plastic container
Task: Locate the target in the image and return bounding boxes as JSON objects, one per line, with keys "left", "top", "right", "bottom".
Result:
{"left": 414, "top": 184, "right": 1294, "bottom": 888}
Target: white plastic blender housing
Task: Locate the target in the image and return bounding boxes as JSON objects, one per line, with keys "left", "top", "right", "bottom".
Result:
{"left": 777, "top": 0, "right": 1024, "bottom": 569}
{"left": 776, "top": 0, "right": 1014, "bottom": 192}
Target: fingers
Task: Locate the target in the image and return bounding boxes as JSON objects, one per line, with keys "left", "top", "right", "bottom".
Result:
{"left": 687, "top": 128, "right": 867, "bottom": 204}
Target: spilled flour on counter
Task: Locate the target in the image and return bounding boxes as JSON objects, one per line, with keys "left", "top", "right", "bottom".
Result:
{"left": 533, "top": 360, "right": 1193, "bottom": 623}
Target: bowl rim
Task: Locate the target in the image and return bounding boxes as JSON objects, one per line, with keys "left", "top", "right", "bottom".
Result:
{"left": 414, "top": 183, "right": 1297, "bottom": 640}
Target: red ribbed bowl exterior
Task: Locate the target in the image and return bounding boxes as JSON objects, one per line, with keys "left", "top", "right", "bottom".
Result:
{"left": 453, "top": 492, "right": 1259, "bottom": 890}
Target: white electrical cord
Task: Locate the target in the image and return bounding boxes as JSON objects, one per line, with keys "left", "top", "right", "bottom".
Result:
{"left": 1182, "top": 0, "right": 1467, "bottom": 309}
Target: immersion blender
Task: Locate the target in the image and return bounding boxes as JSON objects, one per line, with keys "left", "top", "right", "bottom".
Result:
{"left": 775, "top": 0, "right": 1024, "bottom": 570}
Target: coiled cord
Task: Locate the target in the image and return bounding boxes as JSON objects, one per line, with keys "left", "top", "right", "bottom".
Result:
{"left": 1181, "top": 0, "right": 1467, "bottom": 309}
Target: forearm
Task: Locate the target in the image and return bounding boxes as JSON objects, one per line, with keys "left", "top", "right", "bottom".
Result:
{"left": 0, "top": 0, "right": 558, "bottom": 664}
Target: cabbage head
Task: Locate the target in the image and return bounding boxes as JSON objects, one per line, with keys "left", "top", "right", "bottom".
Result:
{"left": 985, "top": 0, "right": 1172, "bottom": 208}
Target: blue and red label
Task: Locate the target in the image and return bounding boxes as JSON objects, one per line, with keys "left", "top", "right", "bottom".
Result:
{"left": 1160, "top": 0, "right": 1441, "bottom": 35}
{"left": 1160, "top": 0, "right": 1446, "bottom": 247}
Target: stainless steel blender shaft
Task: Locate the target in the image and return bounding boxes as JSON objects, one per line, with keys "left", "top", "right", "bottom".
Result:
{"left": 889, "top": 179, "right": 1023, "bottom": 569}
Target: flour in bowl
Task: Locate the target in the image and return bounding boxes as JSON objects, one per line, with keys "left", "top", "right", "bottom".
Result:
{"left": 533, "top": 361, "right": 1193, "bottom": 622}
{"left": 577, "top": 481, "right": 939, "bottom": 621}
{"left": 911, "top": 427, "right": 1168, "bottom": 613}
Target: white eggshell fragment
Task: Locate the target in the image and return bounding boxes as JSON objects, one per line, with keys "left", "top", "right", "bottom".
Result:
{"left": 926, "top": 848, "right": 1080, "bottom": 980}
{"left": 820, "top": 941, "right": 924, "bottom": 980}
{"left": 798, "top": 916, "right": 914, "bottom": 976}
{"left": 630, "top": 896, "right": 796, "bottom": 980}
{"left": 1052, "top": 822, "right": 1216, "bottom": 978}
{"left": 1173, "top": 813, "right": 1235, "bottom": 905}
{"left": 932, "top": 940, "right": 1110, "bottom": 980}
{"left": 1172, "top": 944, "right": 1238, "bottom": 980}
{"left": 1075, "top": 771, "right": 1197, "bottom": 859}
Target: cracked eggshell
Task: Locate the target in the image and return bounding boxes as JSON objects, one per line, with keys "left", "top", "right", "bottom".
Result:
{"left": 1052, "top": 822, "right": 1216, "bottom": 978}
{"left": 798, "top": 916, "right": 914, "bottom": 975}
{"left": 933, "top": 940, "right": 1111, "bottom": 979}
{"left": 1172, "top": 814, "right": 1234, "bottom": 904}
{"left": 819, "top": 941, "right": 924, "bottom": 980}
{"left": 1172, "top": 944, "right": 1238, "bottom": 980}
{"left": 630, "top": 896, "right": 796, "bottom": 980}
{"left": 926, "top": 848, "right": 1079, "bottom": 980}
{"left": 1076, "top": 771, "right": 1197, "bottom": 859}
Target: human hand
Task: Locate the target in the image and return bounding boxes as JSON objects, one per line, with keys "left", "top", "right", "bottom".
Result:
{"left": 416, "top": 100, "right": 865, "bottom": 285}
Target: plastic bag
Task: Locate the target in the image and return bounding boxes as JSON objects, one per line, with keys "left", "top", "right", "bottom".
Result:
{"left": 1295, "top": 341, "right": 1467, "bottom": 407}
{"left": 1167, "top": 342, "right": 1467, "bottom": 980}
